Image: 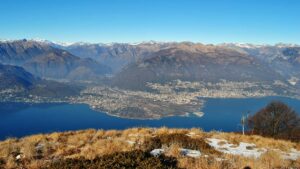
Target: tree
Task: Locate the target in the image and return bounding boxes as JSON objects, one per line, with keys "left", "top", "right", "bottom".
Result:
{"left": 248, "top": 101, "right": 300, "bottom": 140}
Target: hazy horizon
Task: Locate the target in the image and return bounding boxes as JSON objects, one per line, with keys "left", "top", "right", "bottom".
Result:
{"left": 1, "top": 38, "right": 300, "bottom": 46}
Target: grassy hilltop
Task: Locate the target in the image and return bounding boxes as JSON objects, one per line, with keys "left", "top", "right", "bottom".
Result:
{"left": 0, "top": 128, "right": 300, "bottom": 169}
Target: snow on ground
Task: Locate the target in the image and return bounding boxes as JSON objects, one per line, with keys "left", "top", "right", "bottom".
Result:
{"left": 185, "top": 132, "right": 196, "bottom": 137}
{"left": 206, "top": 138, "right": 300, "bottom": 160}
{"left": 206, "top": 138, "right": 266, "bottom": 158}
{"left": 126, "top": 140, "right": 136, "bottom": 145}
{"left": 277, "top": 148, "right": 300, "bottom": 160}
{"left": 149, "top": 138, "right": 300, "bottom": 161}
{"left": 150, "top": 148, "right": 201, "bottom": 158}
{"left": 150, "top": 149, "right": 165, "bottom": 157}
{"left": 180, "top": 148, "right": 201, "bottom": 157}
{"left": 128, "top": 134, "right": 141, "bottom": 137}
{"left": 16, "top": 154, "right": 22, "bottom": 160}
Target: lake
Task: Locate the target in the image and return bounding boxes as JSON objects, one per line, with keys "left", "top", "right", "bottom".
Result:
{"left": 1, "top": 96, "right": 300, "bottom": 140}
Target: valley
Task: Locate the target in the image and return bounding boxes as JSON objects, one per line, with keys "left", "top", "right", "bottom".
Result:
{"left": 0, "top": 40, "right": 300, "bottom": 119}
{"left": 1, "top": 78, "right": 298, "bottom": 119}
{"left": 70, "top": 80, "right": 297, "bottom": 119}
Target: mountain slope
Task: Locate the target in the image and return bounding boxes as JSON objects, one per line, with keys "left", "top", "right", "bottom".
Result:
{"left": 220, "top": 44, "right": 300, "bottom": 80}
{"left": 0, "top": 63, "right": 80, "bottom": 97}
{"left": 57, "top": 41, "right": 300, "bottom": 83}
{"left": 3, "top": 40, "right": 299, "bottom": 89}
{"left": 0, "top": 40, "right": 111, "bottom": 81}
{"left": 57, "top": 42, "right": 178, "bottom": 72}
{"left": 0, "top": 63, "right": 36, "bottom": 89}
{"left": 111, "top": 44, "right": 284, "bottom": 90}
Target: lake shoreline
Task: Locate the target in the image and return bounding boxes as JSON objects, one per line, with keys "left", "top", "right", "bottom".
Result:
{"left": 1, "top": 96, "right": 300, "bottom": 140}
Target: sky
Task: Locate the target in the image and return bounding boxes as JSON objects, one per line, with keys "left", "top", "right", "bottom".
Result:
{"left": 0, "top": 0, "right": 299, "bottom": 44}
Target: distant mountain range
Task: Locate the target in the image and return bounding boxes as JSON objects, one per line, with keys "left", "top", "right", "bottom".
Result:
{"left": 0, "top": 39, "right": 299, "bottom": 93}
{"left": 56, "top": 41, "right": 171, "bottom": 73}
{"left": 221, "top": 43, "right": 300, "bottom": 78}
{"left": 51, "top": 41, "right": 300, "bottom": 80}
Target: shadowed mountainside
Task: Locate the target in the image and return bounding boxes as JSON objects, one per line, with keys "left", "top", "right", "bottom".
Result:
{"left": 0, "top": 40, "right": 111, "bottom": 81}
{"left": 0, "top": 63, "right": 80, "bottom": 97}
{"left": 57, "top": 42, "right": 173, "bottom": 72}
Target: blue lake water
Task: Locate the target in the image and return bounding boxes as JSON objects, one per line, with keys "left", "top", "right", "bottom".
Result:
{"left": 0, "top": 96, "right": 300, "bottom": 140}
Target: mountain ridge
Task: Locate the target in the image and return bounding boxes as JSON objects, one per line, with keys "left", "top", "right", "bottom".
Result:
{"left": 0, "top": 63, "right": 80, "bottom": 97}
{"left": 0, "top": 39, "right": 111, "bottom": 81}
{"left": 111, "top": 45, "right": 287, "bottom": 90}
{"left": 1, "top": 39, "right": 299, "bottom": 91}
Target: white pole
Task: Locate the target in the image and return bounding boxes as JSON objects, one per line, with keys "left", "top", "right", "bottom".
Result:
{"left": 242, "top": 122, "right": 245, "bottom": 135}
{"left": 241, "top": 114, "right": 245, "bottom": 135}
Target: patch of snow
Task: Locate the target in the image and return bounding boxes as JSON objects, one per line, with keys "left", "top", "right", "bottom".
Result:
{"left": 68, "top": 41, "right": 92, "bottom": 46}
{"left": 215, "top": 157, "right": 226, "bottom": 161}
{"left": 180, "top": 148, "right": 201, "bottom": 157}
{"left": 280, "top": 149, "right": 300, "bottom": 160}
{"left": 36, "top": 143, "right": 45, "bottom": 150}
{"left": 275, "top": 43, "right": 300, "bottom": 48}
{"left": 235, "top": 43, "right": 259, "bottom": 49}
{"left": 128, "top": 133, "right": 141, "bottom": 137}
{"left": 218, "top": 43, "right": 267, "bottom": 49}
{"left": 186, "top": 132, "right": 195, "bottom": 137}
{"left": 207, "top": 138, "right": 300, "bottom": 160}
{"left": 16, "top": 154, "right": 22, "bottom": 160}
{"left": 207, "top": 138, "right": 266, "bottom": 158}
{"left": 150, "top": 149, "right": 165, "bottom": 157}
{"left": 126, "top": 140, "right": 136, "bottom": 145}
{"left": 0, "top": 38, "right": 19, "bottom": 43}
{"left": 150, "top": 148, "right": 201, "bottom": 158}
{"left": 30, "top": 38, "right": 74, "bottom": 47}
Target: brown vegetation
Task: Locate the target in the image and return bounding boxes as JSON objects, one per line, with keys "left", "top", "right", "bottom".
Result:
{"left": 248, "top": 101, "right": 300, "bottom": 140}
{"left": 0, "top": 128, "right": 299, "bottom": 169}
{"left": 42, "top": 150, "right": 180, "bottom": 169}
{"left": 143, "top": 133, "right": 219, "bottom": 155}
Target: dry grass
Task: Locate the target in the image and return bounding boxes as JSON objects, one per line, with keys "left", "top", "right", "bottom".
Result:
{"left": 143, "top": 133, "right": 220, "bottom": 156}
{"left": 259, "top": 150, "right": 289, "bottom": 168}
{"left": 178, "top": 152, "right": 296, "bottom": 169}
{"left": 210, "top": 132, "right": 299, "bottom": 151}
{"left": 42, "top": 150, "right": 180, "bottom": 169}
{"left": 178, "top": 157, "right": 230, "bottom": 169}
{"left": 167, "top": 143, "right": 182, "bottom": 158}
{"left": 0, "top": 128, "right": 299, "bottom": 169}
{"left": 20, "top": 141, "right": 37, "bottom": 160}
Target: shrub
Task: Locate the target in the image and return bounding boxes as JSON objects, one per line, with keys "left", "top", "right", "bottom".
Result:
{"left": 42, "top": 150, "right": 180, "bottom": 169}
{"left": 248, "top": 101, "right": 300, "bottom": 140}
{"left": 0, "top": 158, "right": 5, "bottom": 168}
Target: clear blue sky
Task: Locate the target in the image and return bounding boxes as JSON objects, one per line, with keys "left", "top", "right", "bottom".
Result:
{"left": 0, "top": 0, "right": 299, "bottom": 44}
